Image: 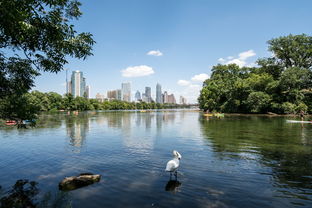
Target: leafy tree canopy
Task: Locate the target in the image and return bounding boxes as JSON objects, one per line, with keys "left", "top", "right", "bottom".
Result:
{"left": 0, "top": 0, "right": 95, "bottom": 98}
{"left": 199, "top": 34, "right": 312, "bottom": 114}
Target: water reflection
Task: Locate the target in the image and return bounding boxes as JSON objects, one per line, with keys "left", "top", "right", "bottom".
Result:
{"left": 61, "top": 111, "right": 178, "bottom": 152}
{"left": 65, "top": 114, "right": 90, "bottom": 151}
{"left": 0, "top": 180, "right": 71, "bottom": 208}
{"left": 165, "top": 180, "right": 181, "bottom": 193}
{"left": 199, "top": 115, "right": 312, "bottom": 202}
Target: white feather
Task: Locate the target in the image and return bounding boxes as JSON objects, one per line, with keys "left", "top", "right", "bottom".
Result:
{"left": 165, "top": 150, "right": 181, "bottom": 172}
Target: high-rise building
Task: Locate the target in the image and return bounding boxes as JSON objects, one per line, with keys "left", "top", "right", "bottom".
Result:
{"left": 168, "top": 94, "right": 176, "bottom": 104}
{"left": 122, "top": 82, "right": 131, "bottom": 102}
{"left": 107, "top": 90, "right": 117, "bottom": 100}
{"left": 135, "top": 90, "right": 141, "bottom": 101}
{"left": 96, "top": 93, "right": 105, "bottom": 102}
{"left": 116, "top": 89, "right": 122, "bottom": 100}
{"left": 85, "top": 85, "right": 90, "bottom": 98}
{"left": 145, "top": 87, "right": 152, "bottom": 103}
{"left": 66, "top": 81, "right": 72, "bottom": 94}
{"left": 70, "top": 71, "right": 86, "bottom": 97}
{"left": 163, "top": 91, "right": 169, "bottom": 103}
{"left": 142, "top": 93, "right": 148, "bottom": 102}
{"left": 180, "top": 96, "right": 187, "bottom": 104}
{"left": 156, "top": 83, "right": 162, "bottom": 103}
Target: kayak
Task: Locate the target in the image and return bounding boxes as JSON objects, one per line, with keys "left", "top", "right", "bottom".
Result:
{"left": 214, "top": 113, "right": 225, "bottom": 117}
{"left": 5, "top": 120, "right": 17, "bottom": 125}
{"left": 203, "top": 114, "right": 213, "bottom": 117}
{"left": 286, "top": 120, "right": 312, "bottom": 123}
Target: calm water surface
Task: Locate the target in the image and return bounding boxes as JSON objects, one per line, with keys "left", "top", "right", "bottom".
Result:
{"left": 1, "top": 110, "right": 312, "bottom": 208}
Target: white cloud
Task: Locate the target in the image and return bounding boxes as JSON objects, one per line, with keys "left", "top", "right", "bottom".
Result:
{"left": 226, "top": 59, "right": 246, "bottom": 67}
{"left": 121, "top": 65, "right": 154, "bottom": 77}
{"left": 147, "top": 50, "right": 163, "bottom": 56}
{"left": 181, "top": 84, "right": 202, "bottom": 104}
{"left": 218, "top": 49, "right": 256, "bottom": 67}
{"left": 177, "top": 80, "right": 191, "bottom": 86}
{"left": 191, "top": 73, "right": 209, "bottom": 82}
{"left": 238, "top": 50, "right": 256, "bottom": 60}
{"left": 218, "top": 58, "right": 225, "bottom": 62}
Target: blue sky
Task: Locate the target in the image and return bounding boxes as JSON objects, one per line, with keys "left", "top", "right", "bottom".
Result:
{"left": 34, "top": 0, "right": 312, "bottom": 103}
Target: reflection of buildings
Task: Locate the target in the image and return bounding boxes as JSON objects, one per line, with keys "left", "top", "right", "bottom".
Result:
{"left": 66, "top": 116, "right": 89, "bottom": 150}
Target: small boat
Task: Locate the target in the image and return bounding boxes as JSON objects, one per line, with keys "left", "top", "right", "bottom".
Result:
{"left": 203, "top": 113, "right": 213, "bottom": 117}
{"left": 140, "top": 110, "right": 147, "bottom": 113}
{"left": 5, "top": 120, "right": 17, "bottom": 125}
{"left": 286, "top": 120, "right": 312, "bottom": 124}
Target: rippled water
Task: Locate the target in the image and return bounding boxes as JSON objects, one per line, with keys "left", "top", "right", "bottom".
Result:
{"left": 1, "top": 110, "right": 312, "bottom": 208}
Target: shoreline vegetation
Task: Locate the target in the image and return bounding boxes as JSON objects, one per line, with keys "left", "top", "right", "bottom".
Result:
{"left": 23, "top": 91, "right": 195, "bottom": 112}
{"left": 198, "top": 34, "right": 312, "bottom": 115}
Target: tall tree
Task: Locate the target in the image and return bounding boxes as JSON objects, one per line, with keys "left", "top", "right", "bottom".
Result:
{"left": 0, "top": 0, "right": 95, "bottom": 120}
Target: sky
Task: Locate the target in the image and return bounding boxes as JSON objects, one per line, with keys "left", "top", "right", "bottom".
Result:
{"left": 34, "top": 0, "right": 312, "bottom": 103}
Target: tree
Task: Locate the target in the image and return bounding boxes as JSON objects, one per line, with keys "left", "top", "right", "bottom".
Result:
{"left": 0, "top": 0, "right": 95, "bottom": 120}
{"left": 198, "top": 34, "right": 312, "bottom": 114}
{"left": 268, "top": 34, "right": 312, "bottom": 69}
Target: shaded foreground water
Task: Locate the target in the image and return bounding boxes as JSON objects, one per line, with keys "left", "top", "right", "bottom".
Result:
{"left": 1, "top": 110, "right": 312, "bottom": 208}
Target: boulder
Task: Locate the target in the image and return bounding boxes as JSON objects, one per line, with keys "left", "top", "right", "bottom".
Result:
{"left": 59, "top": 173, "right": 101, "bottom": 191}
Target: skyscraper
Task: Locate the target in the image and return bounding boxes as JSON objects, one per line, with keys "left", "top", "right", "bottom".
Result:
{"left": 85, "top": 85, "right": 90, "bottom": 98}
{"left": 122, "top": 82, "right": 131, "bottom": 102}
{"left": 163, "top": 91, "right": 168, "bottom": 103}
{"left": 116, "top": 89, "right": 122, "bottom": 100}
{"left": 70, "top": 71, "right": 86, "bottom": 97}
{"left": 135, "top": 90, "right": 141, "bottom": 101}
{"left": 145, "top": 87, "right": 151, "bottom": 103}
{"left": 180, "top": 96, "right": 187, "bottom": 104}
{"left": 168, "top": 94, "right": 176, "bottom": 104}
{"left": 107, "top": 90, "right": 117, "bottom": 100}
{"left": 156, "top": 83, "right": 162, "bottom": 103}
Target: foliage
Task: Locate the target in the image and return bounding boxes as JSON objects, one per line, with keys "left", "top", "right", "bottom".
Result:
{"left": 0, "top": 91, "right": 187, "bottom": 114}
{"left": 199, "top": 34, "right": 312, "bottom": 114}
{"left": 0, "top": 0, "right": 94, "bottom": 120}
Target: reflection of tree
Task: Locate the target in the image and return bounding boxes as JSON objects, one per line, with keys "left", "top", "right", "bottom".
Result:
{"left": 0, "top": 180, "right": 38, "bottom": 208}
{"left": 0, "top": 180, "right": 71, "bottom": 208}
{"left": 65, "top": 113, "right": 89, "bottom": 149}
{"left": 199, "top": 116, "right": 312, "bottom": 199}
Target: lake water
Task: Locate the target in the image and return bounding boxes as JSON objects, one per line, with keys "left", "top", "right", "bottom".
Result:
{"left": 1, "top": 110, "right": 312, "bottom": 208}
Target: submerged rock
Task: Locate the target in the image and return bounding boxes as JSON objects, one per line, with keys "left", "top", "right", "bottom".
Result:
{"left": 59, "top": 173, "right": 101, "bottom": 191}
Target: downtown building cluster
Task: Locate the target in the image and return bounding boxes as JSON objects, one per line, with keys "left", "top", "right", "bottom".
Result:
{"left": 66, "top": 71, "right": 187, "bottom": 104}
{"left": 97, "top": 83, "right": 187, "bottom": 104}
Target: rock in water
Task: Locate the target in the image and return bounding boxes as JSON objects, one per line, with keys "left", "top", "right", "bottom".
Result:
{"left": 59, "top": 173, "right": 101, "bottom": 191}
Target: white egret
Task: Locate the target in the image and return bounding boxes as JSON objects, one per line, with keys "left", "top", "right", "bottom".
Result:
{"left": 165, "top": 150, "right": 182, "bottom": 179}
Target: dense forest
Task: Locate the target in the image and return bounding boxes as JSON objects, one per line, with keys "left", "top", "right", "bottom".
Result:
{"left": 198, "top": 34, "right": 312, "bottom": 114}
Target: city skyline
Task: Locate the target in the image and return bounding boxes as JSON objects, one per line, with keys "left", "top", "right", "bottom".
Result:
{"left": 95, "top": 81, "right": 179, "bottom": 104}
{"left": 33, "top": 0, "right": 312, "bottom": 103}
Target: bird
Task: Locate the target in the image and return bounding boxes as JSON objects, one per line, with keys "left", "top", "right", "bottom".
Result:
{"left": 165, "top": 150, "right": 182, "bottom": 180}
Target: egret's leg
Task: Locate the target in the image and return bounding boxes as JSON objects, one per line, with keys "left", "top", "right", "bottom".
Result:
{"left": 174, "top": 171, "right": 178, "bottom": 180}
